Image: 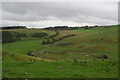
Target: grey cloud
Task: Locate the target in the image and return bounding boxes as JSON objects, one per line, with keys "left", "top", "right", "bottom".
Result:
{"left": 2, "top": 2, "right": 118, "bottom": 27}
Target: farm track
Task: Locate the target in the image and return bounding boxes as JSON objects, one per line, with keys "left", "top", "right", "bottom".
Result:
{"left": 43, "top": 30, "right": 76, "bottom": 43}
{"left": 45, "top": 30, "right": 59, "bottom": 39}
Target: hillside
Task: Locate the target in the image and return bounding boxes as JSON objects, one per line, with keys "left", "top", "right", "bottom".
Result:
{"left": 2, "top": 29, "right": 55, "bottom": 43}
{"left": 2, "top": 25, "right": 119, "bottom": 78}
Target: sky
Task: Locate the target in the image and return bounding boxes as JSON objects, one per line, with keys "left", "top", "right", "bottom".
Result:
{"left": 1, "top": 1, "right": 118, "bottom": 28}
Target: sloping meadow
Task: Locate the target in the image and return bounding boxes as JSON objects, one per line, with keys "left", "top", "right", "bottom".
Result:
{"left": 2, "top": 25, "right": 119, "bottom": 78}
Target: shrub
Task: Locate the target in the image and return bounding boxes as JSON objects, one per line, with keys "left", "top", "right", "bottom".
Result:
{"left": 42, "top": 39, "right": 48, "bottom": 44}
{"left": 42, "top": 39, "right": 54, "bottom": 44}
{"left": 32, "top": 33, "right": 48, "bottom": 38}
{"left": 2, "top": 31, "right": 22, "bottom": 43}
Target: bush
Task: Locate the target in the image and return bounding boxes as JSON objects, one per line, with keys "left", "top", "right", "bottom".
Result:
{"left": 42, "top": 39, "right": 48, "bottom": 44}
{"left": 2, "top": 31, "right": 22, "bottom": 43}
{"left": 42, "top": 39, "right": 54, "bottom": 44}
{"left": 32, "top": 33, "right": 48, "bottom": 38}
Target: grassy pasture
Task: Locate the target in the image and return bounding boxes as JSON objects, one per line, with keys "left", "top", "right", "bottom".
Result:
{"left": 2, "top": 25, "right": 119, "bottom": 78}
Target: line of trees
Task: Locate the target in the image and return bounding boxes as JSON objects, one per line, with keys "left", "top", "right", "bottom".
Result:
{"left": 44, "top": 26, "right": 78, "bottom": 30}
{"left": 1, "top": 26, "right": 27, "bottom": 30}
{"left": 43, "top": 25, "right": 101, "bottom": 30}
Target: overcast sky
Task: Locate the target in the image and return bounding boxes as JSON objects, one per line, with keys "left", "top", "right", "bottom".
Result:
{"left": 2, "top": 2, "right": 118, "bottom": 28}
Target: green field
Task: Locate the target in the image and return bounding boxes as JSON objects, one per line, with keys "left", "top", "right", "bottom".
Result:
{"left": 2, "top": 25, "right": 119, "bottom": 78}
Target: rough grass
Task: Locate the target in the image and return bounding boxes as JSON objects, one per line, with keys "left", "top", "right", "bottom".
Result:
{"left": 2, "top": 50, "right": 39, "bottom": 61}
{"left": 2, "top": 25, "right": 118, "bottom": 78}
{"left": 3, "top": 60, "right": 118, "bottom": 78}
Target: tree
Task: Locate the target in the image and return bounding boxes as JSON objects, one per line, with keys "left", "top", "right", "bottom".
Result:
{"left": 95, "top": 25, "right": 98, "bottom": 27}
{"left": 85, "top": 25, "right": 89, "bottom": 29}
